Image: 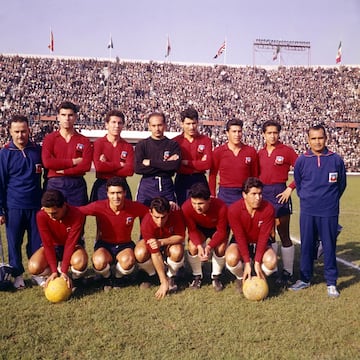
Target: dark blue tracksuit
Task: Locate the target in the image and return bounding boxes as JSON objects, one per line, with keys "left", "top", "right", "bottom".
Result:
{"left": 0, "top": 141, "right": 43, "bottom": 276}
{"left": 294, "top": 148, "right": 346, "bottom": 286}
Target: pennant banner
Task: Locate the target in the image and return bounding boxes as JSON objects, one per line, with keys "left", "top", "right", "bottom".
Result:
{"left": 336, "top": 41, "right": 342, "bottom": 64}
{"left": 214, "top": 41, "right": 226, "bottom": 59}
{"left": 165, "top": 36, "right": 171, "bottom": 57}
{"left": 108, "top": 36, "right": 114, "bottom": 49}
{"left": 48, "top": 30, "right": 54, "bottom": 52}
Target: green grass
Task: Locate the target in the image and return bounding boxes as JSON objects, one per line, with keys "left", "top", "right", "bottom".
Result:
{"left": 0, "top": 173, "right": 359, "bottom": 360}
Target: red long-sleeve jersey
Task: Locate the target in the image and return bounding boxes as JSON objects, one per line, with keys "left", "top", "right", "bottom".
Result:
{"left": 141, "top": 210, "right": 185, "bottom": 254}
{"left": 42, "top": 131, "right": 92, "bottom": 177}
{"left": 78, "top": 199, "right": 148, "bottom": 244}
{"left": 37, "top": 205, "right": 85, "bottom": 274}
{"left": 228, "top": 199, "right": 274, "bottom": 263}
{"left": 181, "top": 197, "right": 228, "bottom": 248}
{"left": 173, "top": 133, "right": 212, "bottom": 174}
{"left": 93, "top": 136, "right": 134, "bottom": 179}
{"left": 258, "top": 142, "right": 298, "bottom": 188}
{"left": 209, "top": 143, "right": 259, "bottom": 196}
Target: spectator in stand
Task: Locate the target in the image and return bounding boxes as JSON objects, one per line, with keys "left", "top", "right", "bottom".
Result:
{"left": 135, "top": 112, "right": 181, "bottom": 207}
{"left": 173, "top": 107, "right": 212, "bottom": 206}
{"left": 0, "top": 115, "right": 43, "bottom": 289}
{"left": 258, "top": 120, "right": 298, "bottom": 287}
{"left": 209, "top": 118, "right": 259, "bottom": 206}
{"left": 90, "top": 109, "right": 134, "bottom": 201}
{"left": 42, "top": 101, "right": 92, "bottom": 206}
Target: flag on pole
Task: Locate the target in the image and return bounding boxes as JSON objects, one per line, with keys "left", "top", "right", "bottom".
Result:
{"left": 213, "top": 41, "right": 226, "bottom": 59}
{"left": 336, "top": 41, "right": 342, "bottom": 64}
{"left": 48, "top": 30, "right": 54, "bottom": 52}
{"left": 107, "top": 35, "right": 114, "bottom": 49}
{"left": 165, "top": 36, "right": 171, "bottom": 57}
{"left": 272, "top": 46, "right": 280, "bottom": 61}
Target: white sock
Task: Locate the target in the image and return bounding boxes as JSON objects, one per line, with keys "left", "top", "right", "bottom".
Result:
{"left": 226, "top": 261, "right": 243, "bottom": 279}
{"left": 115, "top": 262, "right": 135, "bottom": 278}
{"left": 138, "top": 258, "right": 156, "bottom": 276}
{"left": 211, "top": 253, "right": 225, "bottom": 278}
{"left": 71, "top": 266, "right": 87, "bottom": 279}
{"left": 166, "top": 257, "right": 184, "bottom": 277}
{"left": 187, "top": 252, "right": 203, "bottom": 277}
{"left": 94, "top": 263, "right": 111, "bottom": 278}
{"left": 281, "top": 245, "right": 295, "bottom": 275}
{"left": 261, "top": 263, "right": 276, "bottom": 277}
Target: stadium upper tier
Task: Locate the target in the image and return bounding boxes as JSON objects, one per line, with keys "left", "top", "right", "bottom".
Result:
{"left": 0, "top": 54, "right": 359, "bottom": 171}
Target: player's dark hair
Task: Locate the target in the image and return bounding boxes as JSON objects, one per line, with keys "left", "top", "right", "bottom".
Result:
{"left": 262, "top": 120, "right": 281, "bottom": 133}
{"left": 148, "top": 112, "right": 166, "bottom": 125}
{"left": 189, "top": 182, "right": 211, "bottom": 200}
{"left": 243, "top": 177, "right": 263, "bottom": 194}
{"left": 150, "top": 197, "right": 170, "bottom": 214}
{"left": 180, "top": 107, "right": 199, "bottom": 122}
{"left": 9, "top": 115, "right": 29, "bottom": 127}
{"left": 308, "top": 124, "right": 327, "bottom": 137}
{"left": 41, "top": 189, "right": 65, "bottom": 208}
{"left": 226, "top": 118, "right": 243, "bottom": 131}
{"left": 57, "top": 101, "right": 79, "bottom": 114}
{"left": 105, "top": 109, "right": 125, "bottom": 124}
{"left": 106, "top": 176, "right": 127, "bottom": 191}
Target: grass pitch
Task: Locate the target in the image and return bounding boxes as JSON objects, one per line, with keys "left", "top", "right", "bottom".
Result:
{"left": 0, "top": 173, "right": 359, "bottom": 359}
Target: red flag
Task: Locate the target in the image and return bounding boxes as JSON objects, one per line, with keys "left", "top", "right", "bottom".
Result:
{"left": 48, "top": 30, "right": 54, "bottom": 52}
{"left": 272, "top": 46, "right": 280, "bottom": 61}
{"left": 214, "top": 41, "right": 226, "bottom": 59}
{"left": 336, "top": 41, "right": 342, "bottom": 64}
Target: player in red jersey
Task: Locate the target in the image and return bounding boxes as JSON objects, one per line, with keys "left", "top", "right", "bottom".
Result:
{"left": 258, "top": 120, "right": 298, "bottom": 287}
{"left": 209, "top": 118, "right": 258, "bottom": 206}
{"left": 28, "top": 190, "right": 88, "bottom": 289}
{"left": 90, "top": 110, "right": 134, "bottom": 202}
{"left": 225, "top": 177, "right": 277, "bottom": 294}
{"left": 173, "top": 107, "right": 212, "bottom": 205}
{"left": 42, "top": 101, "right": 92, "bottom": 206}
{"left": 79, "top": 177, "right": 148, "bottom": 290}
{"left": 182, "top": 182, "right": 229, "bottom": 291}
{"left": 135, "top": 197, "right": 185, "bottom": 300}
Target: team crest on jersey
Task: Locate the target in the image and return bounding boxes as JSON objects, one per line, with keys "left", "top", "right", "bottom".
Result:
{"left": 275, "top": 156, "right": 284, "bottom": 165}
{"left": 258, "top": 220, "right": 264, "bottom": 228}
{"left": 328, "top": 172, "right": 338, "bottom": 183}
{"left": 245, "top": 157, "right": 252, "bottom": 164}
{"left": 168, "top": 226, "right": 174, "bottom": 233}
{"left": 163, "top": 151, "right": 170, "bottom": 160}
{"left": 121, "top": 151, "right": 128, "bottom": 160}
{"left": 35, "top": 163, "right": 42, "bottom": 174}
{"left": 76, "top": 143, "right": 84, "bottom": 152}
{"left": 126, "top": 217, "right": 133, "bottom": 225}
{"left": 66, "top": 227, "right": 71, "bottom": 233}
{"left": 197, "top": 144, "right": 205, "bottom": 153}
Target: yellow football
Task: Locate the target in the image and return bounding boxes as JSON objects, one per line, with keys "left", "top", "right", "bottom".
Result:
{"left": 243, "top": 276, "right": 269, "bottom": 301}
{"left": 44, "top": 277, "right": 72, "bottom": 303}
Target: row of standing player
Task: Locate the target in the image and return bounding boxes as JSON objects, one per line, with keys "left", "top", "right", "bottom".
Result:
{"left": 0, "top": 102, "right": 346, "bottom": 298}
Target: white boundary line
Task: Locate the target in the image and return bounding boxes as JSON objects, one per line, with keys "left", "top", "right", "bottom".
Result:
{"left": 292, "top": 236, "right": 360, "bottom": 272}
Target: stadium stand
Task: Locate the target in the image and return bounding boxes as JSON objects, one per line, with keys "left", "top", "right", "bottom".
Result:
{"left": 0, "top": 55, "right": 359, "bottom": 171}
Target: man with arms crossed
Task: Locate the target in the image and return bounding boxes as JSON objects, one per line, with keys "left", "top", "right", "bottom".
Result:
{"left": 173, "top": 107, "right": 212, "bottom": 205}
{"left": 209, "top": 118, "right": 258, "bottom": 206}
{"left": 135, "top": 112, "right": 181, "bottom": 207}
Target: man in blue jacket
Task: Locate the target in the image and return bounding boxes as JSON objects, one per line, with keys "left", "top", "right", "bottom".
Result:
{"left": 0, "top": 115, "right": 43, "bottom": 289}
{"left": 290, "top": 124, "right": 346, "bottom": 298}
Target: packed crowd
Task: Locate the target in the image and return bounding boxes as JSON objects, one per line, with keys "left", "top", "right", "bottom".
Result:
{"left": 0, "top": 55, "right": 359, "bottom": 171}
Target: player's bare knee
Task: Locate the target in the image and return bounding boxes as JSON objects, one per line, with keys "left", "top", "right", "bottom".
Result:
{"left": 168, "top": 244, "right": 184, "bottom": 262}
{"left": 262, "top": 249, "right": 277, "bottom": 269}
{"left": 134, "top": 242, "right": 150, "bottom": 263}
{"left": 225, "top": 244, "right": 240, "bottom": 267}
{"left": 187, "top": 240, "right": 197, "bottom": 255}
{"left": 71, "top": 250, "right": 88, "bottom": 271}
